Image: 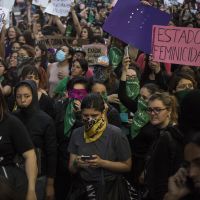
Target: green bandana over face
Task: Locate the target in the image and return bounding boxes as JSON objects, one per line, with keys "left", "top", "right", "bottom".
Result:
{"left": 120, "top": 77, "right": 140, "bottom": 114}
{"left": 108, "top": 47, "right": 123, "bottom": 69}
{"left": 101, "top": 91, "right": 108, "bottom": 102}
{"left": 175, "top": 89, "right": 191, "bottom": 105}
{"left": 0, "top": 76, "right": 4, "bottom": 84}
{"left": 130, "top": 97, "right": 150, "bottom": 139}
{"left": 64, "top": 99, "right": 76, "bottom": 137}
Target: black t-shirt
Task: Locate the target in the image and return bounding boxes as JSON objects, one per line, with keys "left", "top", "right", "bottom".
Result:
{"left": 68, "top": 124, "right": 131, "bottom": 182}
{"left": 181, "top": 193, "right": 200, "bottom": 200}
{"left": 0, "top": 114, "right": 33, "bottom": 166}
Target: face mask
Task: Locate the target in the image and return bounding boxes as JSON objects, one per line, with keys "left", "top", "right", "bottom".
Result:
{"left": 93, "top": 66, "right": 108, "bottom": 82}
{"left": 17, "top": 57, "right": 30, "bottom": 65}
{"left": 82, "top": 116, "right": 99, "bottom": 131}
{"left": 0, "top": 76, "right": 4, "bottom": 83}
{"left": 137, "top": 97, "right": 148, "bottom": 111}
{"left": 175, "top": 89, "right": 191, "bottom": 104}
{"left": 34, "top": 57, "right": 42, "bottom": 62}
{"left": 101, "top": 92, "right": 108, "bottom": 102}
{"left": 12, "top": 47, "right": 19, "bottom": 52}
{"left": 55, "top": 50, "right": 66, "bottom": 62}
{"left": 68, "top": 89, "right": 88, "bottom": 101}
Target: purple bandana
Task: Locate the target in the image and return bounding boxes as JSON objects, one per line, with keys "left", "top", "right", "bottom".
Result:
{"left": 68, "top": 89, "right": 88, "bottom": 101}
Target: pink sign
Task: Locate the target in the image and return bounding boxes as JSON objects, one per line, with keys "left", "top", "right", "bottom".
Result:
{"left": 152, "top": 25, "right": 200, "bottom": 67}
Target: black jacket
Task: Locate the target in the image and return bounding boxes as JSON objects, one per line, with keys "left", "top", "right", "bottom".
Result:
{"left": 145, "top": 125, "right": 184, "bottom": 200}
{"left": 14, "top": 80, "right": 57, "bottom": 178}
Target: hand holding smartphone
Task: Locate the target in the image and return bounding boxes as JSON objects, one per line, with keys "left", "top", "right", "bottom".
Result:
{"left": 81, "top": 155, "right": 94, "bottom": 161}
{"left": 124, "top": 45, "right": 129, "bottom": 57}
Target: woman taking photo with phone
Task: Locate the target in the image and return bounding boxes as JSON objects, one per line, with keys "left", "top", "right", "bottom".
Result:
{"left": 67, "top": 93, "right": 137, "bottom": 200}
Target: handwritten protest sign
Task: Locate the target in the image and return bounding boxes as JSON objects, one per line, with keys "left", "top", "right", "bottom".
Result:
{"left": 44, "top": 0, "right": 73, "bottom": 17}
{"left": 0, "top": 0, "right": 15, "bottom": 11}
{"left": 32, "top": 0, "right": 49, "bottom": 7}
{"left": 152, "top": 25, "right": 200, "bottom": 67}
{"left": 37, "top": 35, "right": 68, "bottom": 49}
{"left": 164, "top": 0, "right": 184, "bottom": 5}
{"left": 82, "top": 44, "right": 107, "bottom": 65}
{"left": 0, "top": 7, "right": 9, "bottom": 31}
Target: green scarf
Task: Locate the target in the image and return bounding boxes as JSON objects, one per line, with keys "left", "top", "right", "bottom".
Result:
{"left": 175, "top": 89, "right": 191, "bottom": 105}
{"left": 130, "top": 97, "right": 150, "bottom": 139}
{"left": 120, "top": 78, "right": 140, "bottom": 114}
{"left": 0, "top": 76, "right": 4, "bottom": 84}
{"left": 101, "top": 91, "right": 108, "bottom": 102}
{"left": 108, "top": 47, "right": 123, "bottom": 69}
{"left": 64, "top": 99, "right": 76, "bottom": 137}
{"left": 54, "top": 77, "right": 70, "bottom": 97}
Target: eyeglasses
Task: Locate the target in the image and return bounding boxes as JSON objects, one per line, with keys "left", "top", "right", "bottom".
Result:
{"left": 147, "top": 107, "right": 167, "bottom": 114}
{"left": 176, "top": 83, "right": 193, "bottom": 90}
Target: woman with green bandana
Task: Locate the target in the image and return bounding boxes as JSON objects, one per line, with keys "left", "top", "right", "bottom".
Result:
{"left": 118, "top": 55, "right": 160, "bottom": 187}
{"left": 54, "top": 77, "right": 89, "bottom": 200}
{"left": 168, "top": 71, "right": 197, "bottom": 106}
{"left": 67, "top": 93, "right": 136, "bottom": 200}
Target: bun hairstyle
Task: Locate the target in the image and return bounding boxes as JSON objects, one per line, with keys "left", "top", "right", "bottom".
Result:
{"left": 148, "top": 92, "right": 178, "bottom": 125}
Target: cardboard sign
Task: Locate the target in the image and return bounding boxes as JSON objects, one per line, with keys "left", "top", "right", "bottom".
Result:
{"left": 0, "top": 7, "right": 9, "bottom": 31}
{"left": 103, "top": 0, "right": 170, "bottom": 54}
{"left": 82, "top": 44, "right": 107, "bottom": 65}
{"left": 0, "top": 0, "right": 14, "bottom": 11}
{"left": 32, "top": 0, "right": 49, "bottom": 7}
{"left": 164, "top": 0, "right": 184, "bottom": 5}
{"left": 36, "top": 35, "right": 68, "bottom": 49}
{"left": 152, "top": 25, "right": 200, "bottom": 67}
{"left": 44, "top": 0, "right": 73, "bottom": 17}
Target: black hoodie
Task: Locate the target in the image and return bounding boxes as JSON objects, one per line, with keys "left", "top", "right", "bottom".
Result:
{"left": 14, "top": 80, "right": 57, "bottom": 178}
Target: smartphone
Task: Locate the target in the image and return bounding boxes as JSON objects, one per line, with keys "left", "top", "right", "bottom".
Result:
{"left": 185, "top": 176, "right": 195, "bottom": 191}
{"left": 81, "top": 155, "right": 93, "bottom": 161}
{"left": 124, "top": 45, "right": 129, "bottom": 57}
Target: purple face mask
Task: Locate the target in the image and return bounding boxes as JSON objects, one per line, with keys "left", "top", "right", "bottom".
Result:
{"left": 68, "top": 89, "right": 88, "bottom": 101}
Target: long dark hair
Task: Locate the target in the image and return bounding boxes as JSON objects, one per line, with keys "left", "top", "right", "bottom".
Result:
{"left": 35, "top": 43, "right": 48, "bottom": 69}
{"left": 0, "top": 88, "right": 7, "bottom": 121}
{"left": 140, "top": 54, "right": 166, "bottom": 86}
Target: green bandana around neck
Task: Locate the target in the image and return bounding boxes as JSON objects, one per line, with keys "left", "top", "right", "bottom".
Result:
{"left": 130, "top": 97, "right": 150, "bottom": 139}
{"left": 64, "top": 99, "right": 76, "bottom": 137}
{"left": 120, "top": 77, "right": 140, "bottom": 114}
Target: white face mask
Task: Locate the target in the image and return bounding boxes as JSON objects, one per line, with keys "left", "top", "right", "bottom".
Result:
{"left": 55, "top": 50, "right": 66, "bottom": 62}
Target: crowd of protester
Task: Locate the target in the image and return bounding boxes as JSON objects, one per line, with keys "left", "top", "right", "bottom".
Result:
{"left": 1, "top": 0, "right": 200, "bottom": 199}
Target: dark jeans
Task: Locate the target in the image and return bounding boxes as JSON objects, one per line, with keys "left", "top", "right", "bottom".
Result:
{"left": 36, "top": 176, "right": 47, "bottom": 200}
{"left": 0, "top": 165, "right": 28, "bottom": 200}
